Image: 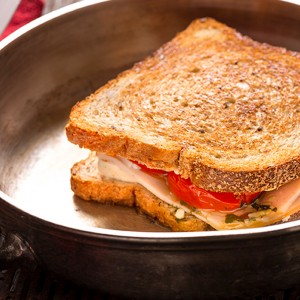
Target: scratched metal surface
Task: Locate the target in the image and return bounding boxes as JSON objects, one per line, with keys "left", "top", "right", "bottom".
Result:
{"left": 0, "top": 266, "right": 120, "bottom": 299}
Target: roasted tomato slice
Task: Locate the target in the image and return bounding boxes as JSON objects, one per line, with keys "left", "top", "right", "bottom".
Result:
{"left": 167, "top": 172, "right": 260, "bottom": 211}
{"left": 131, "top": 161, "right": 167, "bottom": 175}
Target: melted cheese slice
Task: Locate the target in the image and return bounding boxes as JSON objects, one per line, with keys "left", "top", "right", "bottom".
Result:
{"left": 97, "top": 153, "right": 300, "bottom": 230}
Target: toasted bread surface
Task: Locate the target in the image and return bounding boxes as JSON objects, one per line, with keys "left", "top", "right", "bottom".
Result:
{"left": 71, "top": 153, "right": 209, "bottom": 232}
{"left": 66, "top": 18, "right": 300, "bottom": 193}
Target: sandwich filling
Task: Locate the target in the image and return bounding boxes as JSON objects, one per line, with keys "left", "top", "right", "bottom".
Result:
{"left": 97, "top": 153, "right": 300, "bottom": 230}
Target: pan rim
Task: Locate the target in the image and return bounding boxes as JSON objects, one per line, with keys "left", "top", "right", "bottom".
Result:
{"left": 0, "top": 0, "right": 110, "bottom": 50}
{"left": 1, "top": 189, "right": 300, "bottom": 241}
{"left": 1, "top": 0, "right": 300, "bottom": 51}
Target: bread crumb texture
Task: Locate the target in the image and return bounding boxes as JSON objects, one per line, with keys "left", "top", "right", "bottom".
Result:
{"left": 66, "top": 18, "right": 300, "bottom": 193}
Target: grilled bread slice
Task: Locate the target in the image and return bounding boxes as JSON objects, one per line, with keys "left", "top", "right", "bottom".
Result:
{"left": 71, "top": 153, "right": 209, "bottom": 231}
{"left": 66, "top": 18, "right": 300, "bottom": 194}
{"left": 71, "top": 153, "right": 300, "bottom": 231}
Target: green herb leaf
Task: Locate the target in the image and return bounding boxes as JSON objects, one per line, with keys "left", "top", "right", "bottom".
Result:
{"left": 225, "top": 214, "right": 245, "bottom": 224}
{"left": 251, "top": 202, "right": 277, "bottom": 212}
{"left": 179, "top": 201, "right": 196, "bottom": 212}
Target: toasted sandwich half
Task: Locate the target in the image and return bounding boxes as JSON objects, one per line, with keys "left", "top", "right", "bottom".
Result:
{"left": 66, "top": 18, "right": 300, "bottom": 231}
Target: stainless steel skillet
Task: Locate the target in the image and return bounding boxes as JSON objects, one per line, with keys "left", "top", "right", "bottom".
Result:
{"left": 1, "top": 0, "right": 300, "bottom": 298}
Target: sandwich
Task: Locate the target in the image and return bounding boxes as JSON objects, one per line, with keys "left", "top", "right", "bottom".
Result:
{"left": 66, "top": 18, "right": 300, "bottom": 231}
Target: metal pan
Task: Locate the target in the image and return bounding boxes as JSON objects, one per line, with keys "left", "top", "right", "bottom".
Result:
{"left": 0, "top": 0, "right": 300, "bottom": 298}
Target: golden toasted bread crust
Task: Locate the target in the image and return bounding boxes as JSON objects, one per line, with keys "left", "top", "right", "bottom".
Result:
{"left": 66, "top": 18, "right": 300, "bottom": 193}
{"left": 71, "top": 154, "right": 209, "bottom": 232}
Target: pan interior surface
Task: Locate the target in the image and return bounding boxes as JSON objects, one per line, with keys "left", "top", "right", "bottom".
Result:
{"left": 0, "top": 0, "right": 300, "bottom": 237}
{"left": 0, "top": 78, "right": 167, "bottom": 232}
